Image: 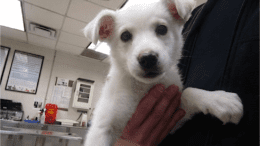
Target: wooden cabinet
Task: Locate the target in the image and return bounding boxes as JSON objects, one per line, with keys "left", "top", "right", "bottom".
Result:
{"left": 72, "top": 78, "right": 95, "bottom": 110}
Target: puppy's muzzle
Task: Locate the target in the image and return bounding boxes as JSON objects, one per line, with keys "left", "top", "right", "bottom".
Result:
{"left": 138, "top": 51, "right": 161, "bottom": 78}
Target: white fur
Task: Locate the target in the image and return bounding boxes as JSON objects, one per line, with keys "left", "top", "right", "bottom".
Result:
{"left": 83, "top": 0, "right": 243, "bottom": 145}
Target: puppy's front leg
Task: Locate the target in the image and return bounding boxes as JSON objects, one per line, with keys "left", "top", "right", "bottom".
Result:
{"left": 182, "top": 87, "right": 243, "bottom": 124}
{"left": 84, "top": 90, "right": 135, "bottom": 146}
{"left": 170, "top": 87, "right": 243, "bottom": 134}
{"left": 84, "top": 102, "right": 116, "bottom": 146}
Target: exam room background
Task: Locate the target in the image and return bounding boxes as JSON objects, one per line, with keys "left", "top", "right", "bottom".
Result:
{"left": 0, "top": 37, "right": 109, "bottom": 121}
{"left": 0, "top": 0, "right": 206, "bottom": 122}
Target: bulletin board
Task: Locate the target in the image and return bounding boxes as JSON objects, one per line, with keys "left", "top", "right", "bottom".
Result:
{"left": 0, "top": 46, "right": 10, "bottom": 85}
{"left": 5, "top": 50, "right": 44, "bottom": 94}
{"left": 51, "top": 77, "right": 74, "bottom": 110}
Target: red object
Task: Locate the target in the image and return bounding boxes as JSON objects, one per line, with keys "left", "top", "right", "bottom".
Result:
{"left": 45, "top": 103, "right": 58, "bottom": 124}
{"left": 82, "top": 122, "right": 85, "bottom": 127}
{"left": 41, "top": 131, "right": 53, "bottom": 135}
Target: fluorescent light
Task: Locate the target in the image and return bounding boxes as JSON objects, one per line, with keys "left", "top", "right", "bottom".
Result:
{"left": 95, "top": 43, "right": 110, "bottom": 55}
{"left": 0, "top": 0, "right": 24, "bottom": 31}
{"left": 88, "top": 43, "right": 97, "bottom": 50}
{"left": 122, "top": 0, "right": 160, "bottom": 9}
{"left": 88, "top": 41, "right": 110, "bottom": 55}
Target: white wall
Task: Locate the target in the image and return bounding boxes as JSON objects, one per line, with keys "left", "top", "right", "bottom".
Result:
{"left": 195, "top": 0, "right": 207, "bottom": 7}
{"left": 0, "top": 37, "right": 55, "bottom": 120}
{"left": 45, "top": 51, "right": 109, "bottom": 121}
{"left": 0, "top": 37, "right": 110, "bottom": 121}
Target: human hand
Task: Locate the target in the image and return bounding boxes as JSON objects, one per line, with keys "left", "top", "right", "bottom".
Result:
{"left": 119, "top": 84, "right": 186, "bottom": 146}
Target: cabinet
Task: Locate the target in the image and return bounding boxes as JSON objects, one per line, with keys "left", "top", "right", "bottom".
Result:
{"left": 72, "top": 78, "right": 95, "bottom": 109}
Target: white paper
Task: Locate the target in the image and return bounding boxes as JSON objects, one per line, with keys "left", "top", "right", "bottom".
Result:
{"left": 56, "top": 78, "right": 69, "bottom": 87}
{"left": 51, "top": 86, "right": 64, "bottom": 103}
{"left": 63, "top": 87, "right": 72, "bottom": 98}
{"left": 51, "top": 86, "right": 72, "bottom": 109}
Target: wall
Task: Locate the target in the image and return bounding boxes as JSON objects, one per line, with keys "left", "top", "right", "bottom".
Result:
{"left": 0, "top": 37, "right": 110, "bottom": 121}
{"left": 45, "top": 51, "right": 109, "bottom": 121}
{"left": 0, "top": 37, "right": 55, "bottom": 119}
{"left": 195, "top": 0, "right": 207, "bottom": 7}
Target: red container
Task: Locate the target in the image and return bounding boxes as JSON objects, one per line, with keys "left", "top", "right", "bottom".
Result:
{"left": 45, "top": 103, "right": 58, "bottom": 124}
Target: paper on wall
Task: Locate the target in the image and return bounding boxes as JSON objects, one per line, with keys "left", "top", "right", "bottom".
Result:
{"left": 51, "top": 86, "right": 72, "bottom": 109}
{"left": 51, "top": 86, "right": 63, "bottom": 103}
{"left": 56, "top": 78, "right": 69, "bottom": 87}
{"left": 63, "top": 87, "right": 72, "bottom": 98}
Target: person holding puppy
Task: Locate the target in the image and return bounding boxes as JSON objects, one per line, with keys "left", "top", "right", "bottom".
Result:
{"left": 116, "top": 0, "right": 258, "bottom": 145}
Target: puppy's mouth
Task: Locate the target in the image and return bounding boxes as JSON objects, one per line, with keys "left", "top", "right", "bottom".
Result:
{"left": 143, "top": 71, "right": 161, "bottom": 78}
{"left": 141, "top": 67, "right": 162, "bottom": 78}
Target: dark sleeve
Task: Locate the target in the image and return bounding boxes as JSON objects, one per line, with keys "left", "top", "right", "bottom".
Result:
{"left": 214, "top": 0, "right": 259, "bottom": 145}
{"left": 160, "top": 0, "right": 259, "bottom": 146}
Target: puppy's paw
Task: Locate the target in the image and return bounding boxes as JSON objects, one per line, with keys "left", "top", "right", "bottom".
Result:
{"left": 199, "top": 91, "right": 243, "bottom": 125}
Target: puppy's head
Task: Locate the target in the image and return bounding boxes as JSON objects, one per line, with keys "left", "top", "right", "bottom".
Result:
{"left": 84, "top": 0, "right": 195, "bottom": 84}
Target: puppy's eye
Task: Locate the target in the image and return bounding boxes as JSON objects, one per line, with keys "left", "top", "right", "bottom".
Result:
{"left": 121, "top": 31, "right": 132, "bottom": 42}
{"left": 155, "top": 25, "right": 167, "bottom": 35}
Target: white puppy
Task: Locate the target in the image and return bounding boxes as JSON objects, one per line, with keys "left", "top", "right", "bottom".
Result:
{"left": 83, "top": 0, "right": 243, "bottom": 145}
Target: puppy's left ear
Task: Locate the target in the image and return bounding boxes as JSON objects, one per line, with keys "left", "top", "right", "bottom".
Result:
{"left": 163, "top": 0, "right": 196, "bottom": 21}
{"left": 83, "top": 10, "right": 116, "bottom": 45}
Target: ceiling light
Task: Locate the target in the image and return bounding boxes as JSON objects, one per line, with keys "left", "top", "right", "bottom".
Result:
{"left": 0, "top": 0, "right": 24, "bottom": 31}
{"left": 95, "top": 43, "right": 110, "bottom": 55}
{"left": 87, "top": 41, "right": 110, "bottom": 55}
{"left": 88, "top": 43, "right": 97, "bottom": 50}
{"left": 122, "top": 0, "right": 159, "bottom": 9}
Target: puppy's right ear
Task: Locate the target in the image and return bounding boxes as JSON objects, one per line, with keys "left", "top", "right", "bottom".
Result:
{"left": 83, "top": 10, "right": 116, "bottom": 45}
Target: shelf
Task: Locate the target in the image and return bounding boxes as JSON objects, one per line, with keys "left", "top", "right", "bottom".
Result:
{"left": 78, "top": 97, "right": 89, "bottom": 99}
{"left": 80, "top": 86, "right": 90, "bottom": 89}
{"left": 80, "top": 84, "right": 91, "bottom": 88}
{"left": 79, "top": 91, "right": 89, "bottom": 94}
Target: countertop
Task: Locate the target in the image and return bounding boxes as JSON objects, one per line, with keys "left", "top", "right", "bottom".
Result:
{"left": 0, "top": 119, "right": 88, "bottom": 141}
{"left": 1, "top": 126, "right": 82, "bottom": 140}
{"left": 0, "top": 119, "right": 88, "bottom": 129}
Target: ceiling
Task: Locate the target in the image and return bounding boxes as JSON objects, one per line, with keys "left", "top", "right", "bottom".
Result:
{"left": 0, "top": 0, "right": 205, "bottom": 64}
{"left": 0, "top": 0, "right": 127, "bottom": 63}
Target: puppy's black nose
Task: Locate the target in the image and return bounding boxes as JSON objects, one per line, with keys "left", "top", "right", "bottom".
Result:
{"left": 138, "top": 51, "right": 158, "bottom": 69}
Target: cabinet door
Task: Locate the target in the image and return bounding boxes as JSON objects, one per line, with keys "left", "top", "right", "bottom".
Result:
{"left": 73, "top": 81, "right": 94, "bottom": 109}
{"left": 78, "top": 84, "right": 91, "bottom": 104}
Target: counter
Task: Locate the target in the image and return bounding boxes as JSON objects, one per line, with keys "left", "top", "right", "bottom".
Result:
{"left": 0, "top": 119, "right": 88, "bottom": 146}
{"left": 1, "top": 126, "right": 82, "bottom": 140}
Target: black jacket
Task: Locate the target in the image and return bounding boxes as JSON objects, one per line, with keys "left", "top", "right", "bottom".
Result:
{"left": 159, "top": 0, "right": 259, "bottom": 145}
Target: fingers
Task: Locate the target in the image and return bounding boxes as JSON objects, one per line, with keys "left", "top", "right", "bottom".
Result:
{"left": 146, "top": 91, "right": 183, "bottom": 145}
{"left": 122, "top": 84, "right": 182, "bottom": 145}
{"left": 123, "top": 84, "right": 165, "bottom": 138}
{"left": 138, "top": 84, "right": 165, "bottom": 106}
{"left": 137, "top": 85, "right": 180, "bottom": 141}
{"left": 157, "top": 107, "right": 186, "bottom": 143}
{"left": 129, "top": 84, "right": 165, "bottom": 127}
